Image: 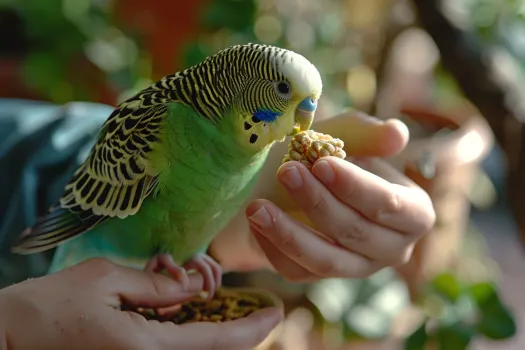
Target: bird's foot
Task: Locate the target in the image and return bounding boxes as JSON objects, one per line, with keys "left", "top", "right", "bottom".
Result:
{"left": 183, "top": 253, "right": 223, "bottom": 299}
{"left": 143, "top": 253, "right": 223, "bottom": 318}
{"left": 144, "top": 253, "right": 191, "bottom": 290}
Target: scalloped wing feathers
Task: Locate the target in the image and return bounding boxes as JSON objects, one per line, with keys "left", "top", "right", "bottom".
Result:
{"left": 11, "top": 93, "right": 167, "bottom": 254}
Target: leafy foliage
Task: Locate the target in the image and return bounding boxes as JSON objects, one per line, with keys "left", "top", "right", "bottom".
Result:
{"left": 404, "top": 273, "right": 516, "bottom": 350}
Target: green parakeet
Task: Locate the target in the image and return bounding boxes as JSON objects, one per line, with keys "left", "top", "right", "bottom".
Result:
{"left": 12, "top": 43, "right": 323, "bottom": 296}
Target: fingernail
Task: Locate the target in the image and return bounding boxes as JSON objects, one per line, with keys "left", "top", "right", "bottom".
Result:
{"left": 248, "top": 206, "right": 273, "bottom": 229}
{"left": 312, "top": 159, "right": 335, "bottom": 183}
{"left": 279, "top": 165, "right": 303, "bottom": 190}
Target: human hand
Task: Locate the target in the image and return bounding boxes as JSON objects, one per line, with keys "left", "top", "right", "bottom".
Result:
{"left": 0, "top": 258, "right": 283, "bottom": 350}
{"left": 211, "top": 110, "right": 436, "bottom": 281}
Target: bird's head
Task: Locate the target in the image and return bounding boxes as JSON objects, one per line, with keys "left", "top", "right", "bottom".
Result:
{"left": 227, "top": 43, "right": 323, "bottom": 149}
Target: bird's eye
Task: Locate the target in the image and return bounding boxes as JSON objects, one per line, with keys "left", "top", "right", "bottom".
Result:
{"left": 276, "top": 81, "right": 290, "bottom": 95}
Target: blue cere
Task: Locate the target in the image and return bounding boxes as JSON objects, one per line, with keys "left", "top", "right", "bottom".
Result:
{"left": 253, "top": 108, "right": 282, "bottom": 123}
{"left": 297, "top": 97, "right": 317, "bottom": 112}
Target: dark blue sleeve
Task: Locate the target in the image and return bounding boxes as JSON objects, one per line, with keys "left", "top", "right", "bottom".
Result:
{"left": 0, "top": 98, "right": 113, "bottom": 288}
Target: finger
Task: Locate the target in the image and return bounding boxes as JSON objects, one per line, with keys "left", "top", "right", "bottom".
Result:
{"left": 250, "top": 227, "right": 319, "bottom": 283}
{"left": 314, "top": 110, "right": 409, "bottom": 157}
{"left": 88, "top": 259, "right": 204, "bottom": 308}
{"left": 246, "top": 200, "right": 380, "bottom": 279}
{"left": 277, "top": 160, "right": 426, "bottom": 262}
{"left": 156, "top": 307, "right": 283, "bottom": 350}
{"left": 119, "top": 277, "right": 204, "bottom": 309}
{"left": 353, "top": 156, "right": 419, "bottom": 188}
{"left": 258, "top": 171, "right": 414, "bottom": 265}
{"left": 308, "top": 157, "right": 434, "bottom": 235}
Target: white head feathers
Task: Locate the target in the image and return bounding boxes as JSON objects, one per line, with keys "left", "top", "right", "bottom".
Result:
{"left": 273, "top": 49, "right": 323, "bottom": 99}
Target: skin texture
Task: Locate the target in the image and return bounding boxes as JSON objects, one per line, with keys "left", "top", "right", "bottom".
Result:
{"left": 0, "top": 258, "right": 283, "bottom": 350}
{"left": 209, "top": 110, "right": 436, "bottom": 280}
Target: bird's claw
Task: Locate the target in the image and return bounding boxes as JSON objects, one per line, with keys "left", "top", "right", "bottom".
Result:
{"left": 183, "top": 253, "right": 223, "bottom": 300}
{"left": 143, "top": 253, "right": 223, "bottom": 317}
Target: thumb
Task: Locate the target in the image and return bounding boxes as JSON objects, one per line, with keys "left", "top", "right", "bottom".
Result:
{"left": 314, "top": 109, "right": 409, "bottom": 157}
{"left": 118, "top": 272, "right": 204, "bottom": 309}
{"left": 81, "top": 259, "right": 204, "bottom": 308}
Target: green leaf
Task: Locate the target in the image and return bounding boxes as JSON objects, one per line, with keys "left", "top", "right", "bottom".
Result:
{"left": 477, "top": 302, "right": 516, "bottom": 340}
{"left": 404, "top": 322, "right": 428, "bottom": 350}
{"left": 469, "top": 282, "right": 517, "bottom": 340}
{"left": 436, "top": 322, "right": 475, "bottom": 350}
{"left": 431, "top": 273, "right": 462, "bottom": 302}
{"left": 469, "top": 282, "right": 496, "bottom": 307}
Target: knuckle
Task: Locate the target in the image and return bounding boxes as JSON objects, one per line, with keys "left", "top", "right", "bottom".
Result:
{"left": 311, "top": 193, "right": 329, "bottom": 213}
{"left": 319, "top": 212, "right": 369, "bottom": 246}
{"left": 373, "top": 190, "right": 401, "bottom": 221}
{"left": 343, "top": 215, "right": 369, "bottom": 241}
{"left": 322, "top": 221, "right": 347, "bottom": 241}
{"left": 277, "top": 228, "right": 304, "bottom": 259}
{"left": 317, "top": 259, "right": 345, "bottom": 277}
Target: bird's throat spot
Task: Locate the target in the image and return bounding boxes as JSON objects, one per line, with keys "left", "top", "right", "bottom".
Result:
{"left": 249, "top": 134, "right": 259, "bottom": 144}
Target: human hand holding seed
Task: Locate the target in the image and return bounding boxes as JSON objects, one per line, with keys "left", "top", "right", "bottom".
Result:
{"left": 211, "top": 110, "right": 436, "bottom": 282}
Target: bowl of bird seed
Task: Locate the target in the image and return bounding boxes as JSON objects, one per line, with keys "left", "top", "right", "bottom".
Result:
{"left": 169, "top": 287, "right": 283, "bottom": 325}
{"left": 129, "top": 287, "right": 284, "bottom": 349}
{"left": 177, "top": 287, "right": 284, "bottom": 349}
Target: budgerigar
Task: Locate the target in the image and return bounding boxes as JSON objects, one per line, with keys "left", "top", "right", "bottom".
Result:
{"left": 12, "top": 43, "right": 323, "bottom": 298}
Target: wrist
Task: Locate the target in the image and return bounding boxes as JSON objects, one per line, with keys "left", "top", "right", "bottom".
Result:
{"left": 208, "top": 230, "right": 271, "bottom": 273}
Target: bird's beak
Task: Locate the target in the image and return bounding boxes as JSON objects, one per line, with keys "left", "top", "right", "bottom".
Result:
{"left": 291, "top": 97, "right": 318, "bottom": 134}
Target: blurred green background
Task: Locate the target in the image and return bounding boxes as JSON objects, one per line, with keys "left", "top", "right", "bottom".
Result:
{"left": 2, "top": 0, "right": 525, "bottom": 349}
{"left": 3, "top": 0, "right": 525, "bottom": 118}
